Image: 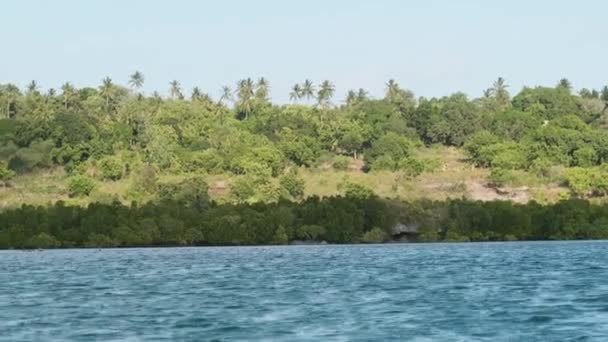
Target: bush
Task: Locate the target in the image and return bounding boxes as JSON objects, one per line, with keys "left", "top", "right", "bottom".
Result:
{"left": 272, "top": 226, "right": 289, "bottom": 244}
{"left": 130, "top": 164, "right": 157, "bottom": 194}
{"left": 24, "top": 233, "right": 61, "bottom": 249}
{"left": 360, "top": 227, "right": 388, "bottom": 243}
{"left": 295, "top": 225, "right": 326, "bottom": 241}
{"left": 184, "top": 149, "right": 225, "bottom": 173}
{"left": 279, "top": 170, "right": 305, "bottom": 199}
{"left": 371, "top": 155, "right": 397, "bottom": 171}
{"left": 398, "top": 157, "right": 428, "bottom": 177}
{"left": 231, "top": 175, "right": 260, "bottom": 203}
{"left": 158, "top": 176, "right": 209, "bottom": 209}
{"left": 67, "top": 175, "right": 96, "bottom": 197}
{"left": 0, "top": 160, "right": 15, "bottom": 183}
{"left": 340, "top": 181, "right": 374, "bottom": 199}
{"left": 98, "top": 156, "right": 123, "bottom": 180}
{"left": 332, "top": 156, "right": 351, "bottom": 170}
{"left": 488, "top": 168, "right": 513, "bottom": 188}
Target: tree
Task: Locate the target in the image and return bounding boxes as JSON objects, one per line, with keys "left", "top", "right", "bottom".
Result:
{"left": 317, "top": 80, "right": 335, "bottom": 109}
{"left": 236, "top": 78, "right": 255, "bottom": 119}
{"left": 289, "top": 84, "right": 303, "bottom": 103}
{"left": 492, "top": 77, "right": 511, "bottom": 110}
{"left": 26, "top": 80, "right": 39, "bottom": 95}
{"left": 169, "top": 80, "right": 183, "bottom": 100}
{"left": 67, "top": 175, "right": 96, "bottom": 197}
{"left": 99, "top": 77, "right": 115, "bottom": 108}
{"left": 0, "top": 160, "right": 15, "bottom": 184}
{"left": 255, "top": 77, "right": 269, "bottom": 101}
{"left": 191, "top": 87, "right": 202, "bottom": 101}
{"left": 128, "top": 71, "right": 145, "bottom": 91}
{"left": 301, "top": 79, "right": 315, "bottom": 102}
{"left": 61, "top": 82, "right": 77, "bottom": 109}
{"left": 601, "top": 86, "right": 608, "bottom": 113}
{"left": 219, "top": 85, "right": 232, "bottom": 105}
{"left": 557, "top": 78, "right": 572, "bottom": 92}
{"left": 385, "top": 79, "right": 400, "bottom": 101}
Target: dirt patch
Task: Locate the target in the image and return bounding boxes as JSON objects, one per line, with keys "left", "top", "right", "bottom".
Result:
{"left": 466, "top": 180, "right": 530, "bottom": 203}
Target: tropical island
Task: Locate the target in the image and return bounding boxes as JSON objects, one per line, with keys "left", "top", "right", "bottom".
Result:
{"left": 1, "top": 75, "right": 608, "bottom": 248}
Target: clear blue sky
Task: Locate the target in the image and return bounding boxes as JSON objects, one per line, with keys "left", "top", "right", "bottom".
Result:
{"left": 2, "top": 0, "right": 606, "bottom": 103}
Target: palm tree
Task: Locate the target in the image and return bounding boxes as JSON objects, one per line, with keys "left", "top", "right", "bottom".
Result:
{"left": 191, "top": 87, "right": 202, "bottom": 101}
{"left": 289, "top": 84, "right": 303, "bottom": 103}
{"left": 601, "top": 86, "right": 608, "bottom": 113}
{"left": 345, "top": 89, "right": 357, "bottom": 105}
{"left": 357, "top": 88, "right": 369, "bottom": 102}
{"left": 128, "top": 71, "right": 145, "bottom": 91}
{"left": 385, "top": 79, "right": 401, "bottom": 101}
{"left": 557, "top": 78, "right": 572, "bottom": 92}
{"left": 26, "top": 80, "right": 39, "bottom": 95}
{"left": 61, "top": 82, "right": 76, "bottom": 109}
{"left": 302, "top": 79, "right": 315, "bottom": 102}
{"left": 99, "top": 77, "right": 115, "bottom": 108}
{"left": 1, "top": 84, "right": 20, "bottom": 118}
{"left": 236, "top": 78, "right": 255, "bottom": 119}
{"left": 169, "top": 80, "right": 183, "bottom": 99}
{"left": 255, "top": 77, "right": 269, "bottom": 101}
{"left": 218, "top": 85, "right": 232, "bottom": 105}
{"left": 47, "top": 88, "right": 56, "bottom": 97}
{"left": 317, "top": 80, "right": 335, "bottom": 108}
{"left": 492, "top": 77, "right": 510, "bottom": 108}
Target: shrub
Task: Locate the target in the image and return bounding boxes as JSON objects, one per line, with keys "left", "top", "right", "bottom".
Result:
{"left": 98, "top": 156, "right": 123, "bottom": 180}
{"left": 332, "top": 156, "right": 351, "bottom": 170}
{"left": 184, "top": 149, "right": 225, "bottom": 173}
{"left": 398, "top": 157, "right": 427, "bottom": 177}
{"left": 360, "top": 227, "right": 388, "bottom": 243}
{"left": 130, "top": 164, "right": 157, "bottom": 194}
{"left": 230, "top": 175, "right": 259, "bottom": 203}
{"left": 24, "top": 233, "right": 61, "bottom": 249}
{"left": 0, "top": 160, "right": 15, "bottom": 183}
{"left": 272, "top": 226, "right": 289, "bottom": 244}
{"left": 340, "top": 181, "right": 374, "bottom": 199}
{"left": 279, "top": 170, "right": 305, "bottom": 199}
{"left": 488, "top": 168, "right": 513, "bottom": 188}
{"left": 158, "top": 176, "right": 209, "bottom": 209}
{"left": 371, "top": 155, "right": 397, "bottom": 171}
{"left": 295, "top": 225, "right": 326, "bottom": 241}
{"left": 67, "top": 175, "right": 96, "bottom": 197}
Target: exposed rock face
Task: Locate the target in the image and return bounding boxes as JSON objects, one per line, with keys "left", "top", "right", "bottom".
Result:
{"left": 392, "top": 223, "right": 420, "bottom": 236}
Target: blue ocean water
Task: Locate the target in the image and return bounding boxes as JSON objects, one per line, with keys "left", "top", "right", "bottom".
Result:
{"left": 1, "top": 242, "right": 608, "bottom": 341}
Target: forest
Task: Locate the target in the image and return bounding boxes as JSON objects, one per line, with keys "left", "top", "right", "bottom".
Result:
{"left": 1, "top": 74, "right": 608, "bottom": 248}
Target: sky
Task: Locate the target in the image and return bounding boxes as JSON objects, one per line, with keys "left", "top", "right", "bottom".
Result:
{"left": 1, "top": 0, "right": 607, "bottom": 103}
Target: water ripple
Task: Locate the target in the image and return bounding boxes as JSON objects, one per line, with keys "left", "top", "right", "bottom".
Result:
{"left": 1, "top": 241, "right": 608, "bottom": 341}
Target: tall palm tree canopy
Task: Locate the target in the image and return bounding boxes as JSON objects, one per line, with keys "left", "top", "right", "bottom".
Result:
{"left": 129, "top": 71, "right": 145, "bottom": 90}
{"left": 169, "top": 80, "right": 183, "bottom": 99}
{"left": 290, "top": 84, "right": 303, "bottom": 102}
{"left": 302, "top": 79, "right": 315, "bottom": 101}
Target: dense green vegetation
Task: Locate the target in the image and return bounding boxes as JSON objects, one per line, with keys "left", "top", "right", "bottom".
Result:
{"left": 3, "top": 187, "right": 608, "bottom": 249}
{"left": 1, "top": 74, "right": 608, "bottom": 248}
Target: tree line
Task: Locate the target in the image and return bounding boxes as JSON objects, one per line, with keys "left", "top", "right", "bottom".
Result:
{"left": 2, "top": 178, "right": 608, "bottom": 249}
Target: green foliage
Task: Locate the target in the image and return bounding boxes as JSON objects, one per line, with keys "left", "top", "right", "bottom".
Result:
{"left": 488, "top": 168, "right": 513, "bottom": 188}
{"left": 130, "top": 164, "right": 157, "bottom": 194}
{"left": 98, "top": 156, "right": 124, "bottom": 180}
{"left": 0, "top": 160, "right": 15, "bottom": 182}
{"left": 279, "top": 170, "right": 305, "bottom": 200}
{"left": 365, "top": 132, "right": 415, "bottom": 170}
{"left": 67, "top": 175, "right": 96, "bottom": 197}
{"left": 158, "top": 176, "right": 209, "bottom": 209}
{"left": 332, "top": 156, "right": 351, "bottom": 170}
{"left": 24, "top": 233, "right": 61, "bottom": 249}
{"left": 464, "top": 131, "right": 500, "bottom": 166}
{"left": 340, "top": 181, "right": 374, "bottom": 199}
{"left": 360, "top": 227, "right": 388, "bottom": 243}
